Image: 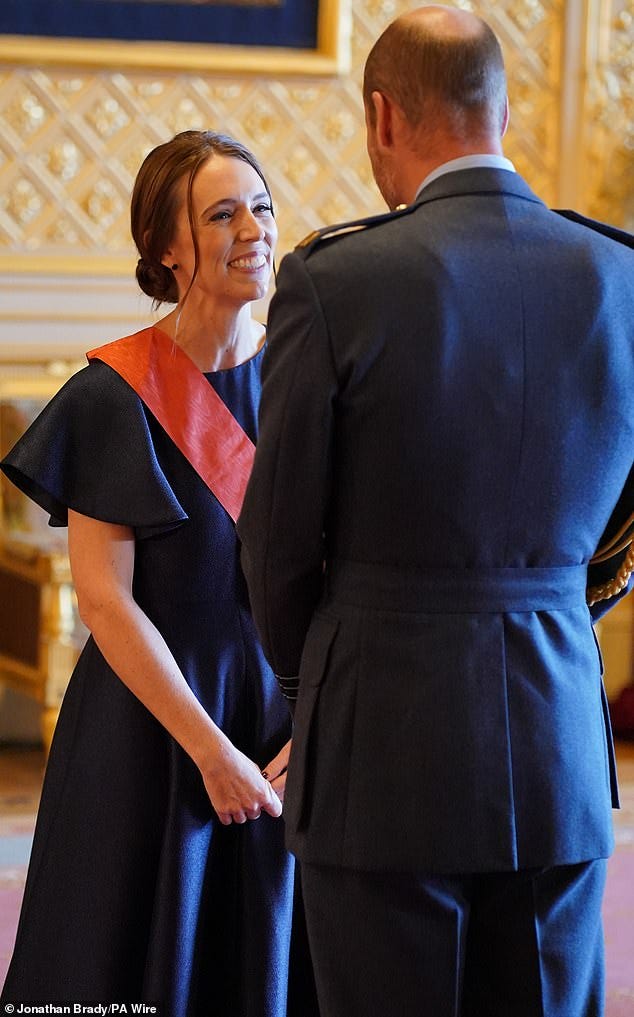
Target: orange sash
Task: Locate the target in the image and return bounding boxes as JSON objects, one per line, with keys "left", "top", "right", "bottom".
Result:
{"left": 87, "top": 326, "right": 255, "bottom": 524}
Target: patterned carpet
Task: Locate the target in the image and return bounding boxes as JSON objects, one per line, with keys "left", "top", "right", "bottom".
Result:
{"left": 1, "top": 745, "right": 633, "bottom": 1012}
{"left": 604, "top": 745, "right": 634, "bottom": 1016}
{"left": 0, "top": 769, "right": 39, "bottom": 991}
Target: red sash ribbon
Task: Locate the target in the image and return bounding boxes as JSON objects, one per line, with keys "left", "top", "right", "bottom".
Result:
{"left": 87, "top": 326, "right": 255, "bottom": 523}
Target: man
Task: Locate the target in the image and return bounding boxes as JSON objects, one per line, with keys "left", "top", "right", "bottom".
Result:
{"left": 238, "top": 6, "right": 634, "bottom": 1015}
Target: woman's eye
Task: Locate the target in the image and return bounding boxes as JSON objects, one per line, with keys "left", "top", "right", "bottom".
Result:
{"left": 253, "top": 203, "right": 273, "bottom": 215}
{"left": 211, "top": 210, "right": 232, "bottom": 221}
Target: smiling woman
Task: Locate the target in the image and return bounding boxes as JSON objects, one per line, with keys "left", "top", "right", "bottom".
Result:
{"left": 0, "top": 131, "right": 316, "bottom": 1016}
{"left": 132, "top": 130, "right": 277, "bottom": 371}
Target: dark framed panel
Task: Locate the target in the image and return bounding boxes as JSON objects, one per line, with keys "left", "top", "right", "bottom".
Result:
{"left": 0, "top": 0, "right": 351, "bottom": 74}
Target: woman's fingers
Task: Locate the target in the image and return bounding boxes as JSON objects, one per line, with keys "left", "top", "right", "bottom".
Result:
{"left": 261, "top": 739, "right": 291, "bottom": 783}
{"left": 270, "top": 771, "right": 287, "bottom": 804}
{"left": 260, "top": 778, "right": 283, "bottom": 818}
{"left": 213, "top": 782, "right": 281, "bottom": 824}
{"left": 261, "top": 780, "right": 283, "bottom": 818}
{"left": 260, "top": 739, "right": 291, "bottom": 809}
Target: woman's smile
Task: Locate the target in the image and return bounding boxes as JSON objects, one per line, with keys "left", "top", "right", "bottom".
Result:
{"left": 228, "top": 251, "right": 269, "bottom": 272}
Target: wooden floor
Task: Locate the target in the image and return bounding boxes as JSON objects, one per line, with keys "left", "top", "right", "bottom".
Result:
{"left": 616, "top": 736, "right": 634, "bottom": 780}
{"left": 0, "top": 743, "right": 46, "bottom": 796}
{"left": 0, "top": 743, "right": 46, "bottom": 821}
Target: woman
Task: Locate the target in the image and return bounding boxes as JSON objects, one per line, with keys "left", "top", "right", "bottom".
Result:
{"left": 1, "top": 130, "right": 312, "bottom": 1016}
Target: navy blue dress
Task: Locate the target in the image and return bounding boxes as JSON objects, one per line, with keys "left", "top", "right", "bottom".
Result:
{"left": 0, "top": 350, "right": 307, "bottom": 1016}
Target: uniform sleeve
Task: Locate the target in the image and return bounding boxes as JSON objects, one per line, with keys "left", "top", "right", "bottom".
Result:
{"left": 588, "top": 466, "right": 634, "bottom": 621}
{"left": 238, "top": 251, "right": 338, "bottom": 679}
{"left": 1, "top": 360, "right": 188, "bottom": 540}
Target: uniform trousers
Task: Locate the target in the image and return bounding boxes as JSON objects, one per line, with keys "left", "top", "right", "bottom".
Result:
{"left": 301, "top": 858, "right": 607, "bottom": 1017}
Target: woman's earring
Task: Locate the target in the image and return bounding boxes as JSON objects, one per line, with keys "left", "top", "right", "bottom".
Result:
{"left": 171, "top": 263, "right": 178, "bottom": 271}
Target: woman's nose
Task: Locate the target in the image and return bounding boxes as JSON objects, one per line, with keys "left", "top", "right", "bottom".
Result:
{"left": 238, "top": 210, "right": 266, "bottom": 240}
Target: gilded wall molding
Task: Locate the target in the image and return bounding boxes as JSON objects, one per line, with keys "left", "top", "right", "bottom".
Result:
{"left": 0, "top": 0, "right": 630, "bottom": 278}
{"left": 583, "top": 0, "right": 634, "bottom": 228}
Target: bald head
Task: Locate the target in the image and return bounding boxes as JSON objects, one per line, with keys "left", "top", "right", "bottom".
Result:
{"left": 363, "top": 5, "right": 508, "bottom": 142}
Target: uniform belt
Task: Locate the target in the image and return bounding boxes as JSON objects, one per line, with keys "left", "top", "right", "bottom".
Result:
{"left": 325, "top": 559, "right": 588, "bottom": 613}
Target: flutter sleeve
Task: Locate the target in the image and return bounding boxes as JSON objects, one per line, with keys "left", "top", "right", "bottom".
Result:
{"left": 1, "top": 360, "right": 188, "bottom": 539}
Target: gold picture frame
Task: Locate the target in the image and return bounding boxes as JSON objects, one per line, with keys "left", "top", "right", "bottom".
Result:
{"left": 0, "top": 360, "right": 87, "bottom": 751}
{"left": 0, "top": 0, "right": 351, "bottom": 75}
{"left": 0, "top": 360, "right": 82, "bottom": 543}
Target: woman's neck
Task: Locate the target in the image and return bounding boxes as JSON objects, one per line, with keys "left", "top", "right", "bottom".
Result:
{"left": 157, "top": 300, "right": 265, "bottom": 373}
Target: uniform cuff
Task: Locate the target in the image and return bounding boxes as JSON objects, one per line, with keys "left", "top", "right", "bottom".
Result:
{"left": 275, "top": 674, "right": 299, "bottom": 702}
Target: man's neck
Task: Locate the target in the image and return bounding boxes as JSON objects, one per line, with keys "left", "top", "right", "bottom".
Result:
{"left": 396, "top": 140, "right": 505, "bottom": 206}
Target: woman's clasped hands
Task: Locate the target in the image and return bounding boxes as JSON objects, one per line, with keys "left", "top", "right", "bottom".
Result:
{"left": 200, "top": 735, "right": 291, "bottom": 826}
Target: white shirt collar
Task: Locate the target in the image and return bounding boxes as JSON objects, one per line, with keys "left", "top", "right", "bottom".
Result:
{"left": 414, "top": 154, "right": 516, "bottom": 199}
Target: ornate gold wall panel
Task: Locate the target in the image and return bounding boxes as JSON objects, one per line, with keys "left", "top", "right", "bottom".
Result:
{"left": 0, "top": 0, "right": 629, "bottom": 277}
{"left": 583, "top": 0, "right": 634, "bottom": 228}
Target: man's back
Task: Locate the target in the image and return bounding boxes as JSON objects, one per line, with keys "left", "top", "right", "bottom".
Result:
{"left": 238, "top": 8, "right": 634, "bottom": 1012}
{"left": 308, "top": 168, "right": 633, "bottom": 574}
{"left": 240, "top": 166, "right": 633, "bottom": 873}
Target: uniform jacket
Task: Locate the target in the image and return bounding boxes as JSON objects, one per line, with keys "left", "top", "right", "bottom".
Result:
{"left": 238, "top": 168, "right": 634, "bottom": 874}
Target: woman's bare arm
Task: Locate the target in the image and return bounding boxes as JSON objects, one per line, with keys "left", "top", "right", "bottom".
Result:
{"left": 68, "top": 508, "right": 281, "bottom": 825}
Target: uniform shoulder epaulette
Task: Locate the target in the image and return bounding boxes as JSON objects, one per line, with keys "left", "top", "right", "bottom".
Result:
{"left": 295, "top": 202, "right": 416, "bottom": 257}
{"left": 553, "top": 209, "right": 634, "bottom": 249}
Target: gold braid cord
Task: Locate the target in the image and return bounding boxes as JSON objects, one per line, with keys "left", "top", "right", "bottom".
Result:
{"left": 587, "top": 542, "right": 634, "bottom": 606}
{"left": 590, "top": 512, "right": 634, "bottom": 563}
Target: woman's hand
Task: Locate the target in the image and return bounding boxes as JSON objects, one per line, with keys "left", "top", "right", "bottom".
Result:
{"left": 199, "top": 737, "right": 283, "bottom": 826}
{"left": 261, "top": 738, "right": 292, "bottom": 804}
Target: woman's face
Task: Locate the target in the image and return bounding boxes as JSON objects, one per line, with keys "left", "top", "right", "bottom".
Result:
{"left": 163, "top": 154, "right": 277, "bottom": 309}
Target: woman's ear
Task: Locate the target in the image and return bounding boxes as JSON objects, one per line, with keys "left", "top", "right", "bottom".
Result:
{"left": 144, "top": 227, "right": 173, "bottom": 270}
{"left": 159, "top": 246, "right": 176, "bottom": 270}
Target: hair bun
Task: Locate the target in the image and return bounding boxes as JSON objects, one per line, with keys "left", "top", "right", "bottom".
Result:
{"left": 135, "top": 257, "right": 178, "bottom": 304}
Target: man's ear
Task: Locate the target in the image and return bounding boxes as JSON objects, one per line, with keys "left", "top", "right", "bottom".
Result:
{"left": 501, "top": 95, "right": 510, "bottom": 138}
{"left": 371, "top": 89, "right": 395, "bottom": 151}
{"left": 371, "top": 89, "right": 412, "bottom": 152}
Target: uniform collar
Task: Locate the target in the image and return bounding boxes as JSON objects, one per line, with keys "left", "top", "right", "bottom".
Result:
{"left": 415, "top": 155, "right": 516, "bottom": 199}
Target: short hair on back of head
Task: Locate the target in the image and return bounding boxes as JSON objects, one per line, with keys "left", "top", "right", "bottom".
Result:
{"left": 363, "top": 14, "right": 507, "bottom": 139}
